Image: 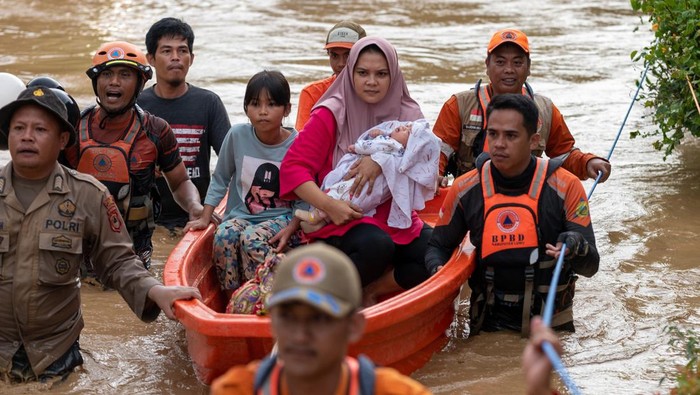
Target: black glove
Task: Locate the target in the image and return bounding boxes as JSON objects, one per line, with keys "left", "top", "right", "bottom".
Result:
{"left": 557, "top": 231, "right": 589, "bottom": 258}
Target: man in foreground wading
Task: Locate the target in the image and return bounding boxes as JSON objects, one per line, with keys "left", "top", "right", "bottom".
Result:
{"left": 210, "top": 243, "right": 431, "bottom": 395}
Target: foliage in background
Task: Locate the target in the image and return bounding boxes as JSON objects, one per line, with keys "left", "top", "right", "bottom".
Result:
{"left": 663, "top": 326, "right": 700, "bottom": 395}
{"left": 630, "top": 0, "right": 700, "bottom": 157}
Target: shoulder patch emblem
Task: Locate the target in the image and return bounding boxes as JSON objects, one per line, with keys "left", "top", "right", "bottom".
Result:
{"left": 574, "top": 198, "right": 589, "bottom": 218}
{"left": 104, "top": 195, "right": 123, "bottom": 233}
{"left": 58, "top": 199, "right": 76, "bottom": 217}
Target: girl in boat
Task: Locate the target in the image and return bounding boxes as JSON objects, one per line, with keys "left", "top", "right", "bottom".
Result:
{"left": 186, "top": 70, "right": 303, "bottom": 294}
{"left": 280, "top": 37, "right": 434, "bottom": 306}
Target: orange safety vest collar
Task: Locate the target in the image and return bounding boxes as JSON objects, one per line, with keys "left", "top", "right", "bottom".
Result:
{"left": 257, "top": 356, "right": 370, "bottom": 395}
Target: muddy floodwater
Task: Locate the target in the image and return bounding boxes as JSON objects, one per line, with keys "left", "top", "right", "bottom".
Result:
{"left": 1, "top": 0, "right": 699, "bottom": 394}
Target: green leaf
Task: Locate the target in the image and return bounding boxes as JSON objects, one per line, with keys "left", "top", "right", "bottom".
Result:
{"left": 630, "top": 0, "right": 700, "bottom": 155}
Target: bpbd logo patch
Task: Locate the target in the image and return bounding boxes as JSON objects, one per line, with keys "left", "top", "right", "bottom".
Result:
{"left": 496, "top": 210, "right": 519, "bottom": 233}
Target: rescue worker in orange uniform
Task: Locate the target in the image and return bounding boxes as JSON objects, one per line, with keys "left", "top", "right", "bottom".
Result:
{"left": 426, "top": 94, "right": 599, "bottom": 336}
{"left": 210, "top": 243, "right": 431, "bottom": 395}
{"left": 295, "top": 21, "right": 366, "bottom": 131}
{"left": 433, "top": 28, "right": 611, "bottom": 184}
{"left": 0, "top": 86, "right": 201, "bottom": 382}
{"left": 64, "top": 41, "right": 204, "bottom": 270}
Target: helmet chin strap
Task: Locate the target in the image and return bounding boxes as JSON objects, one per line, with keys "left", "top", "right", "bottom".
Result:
{"left": 96, "top": 95, "right": 138, "bottom": 129}
{"left": 94, "top": 76, "right": 144, "bottom": 128}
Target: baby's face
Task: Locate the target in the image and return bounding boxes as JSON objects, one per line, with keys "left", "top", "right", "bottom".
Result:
{"left": 390, "top": 124, "right": 411, "bottom": 147}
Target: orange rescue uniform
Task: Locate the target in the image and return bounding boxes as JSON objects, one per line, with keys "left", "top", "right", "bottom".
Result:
{"left": 210, "top": 357, "right": 431, "bottom": 395}
{"left": 295, "top": 75, "right": 336, "bottom": 131}
{"left": 425, "top": 156, "right": 599, "bottom": 334}
{"left": 432, "top": 81, "right": 601, "bottom": 179}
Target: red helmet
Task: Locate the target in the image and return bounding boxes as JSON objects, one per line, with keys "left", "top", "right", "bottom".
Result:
{"left": 86, "top": 41, "right": 153, "bottom": 81}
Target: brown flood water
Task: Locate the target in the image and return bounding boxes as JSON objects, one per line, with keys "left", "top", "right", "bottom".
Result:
{"left": 1, "top": 1, "right": 699, "bottom": 394}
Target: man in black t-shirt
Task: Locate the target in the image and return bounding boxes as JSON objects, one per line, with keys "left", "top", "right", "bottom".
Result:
{"left": 139, "top": 17, "right": 231, "bottom": 231}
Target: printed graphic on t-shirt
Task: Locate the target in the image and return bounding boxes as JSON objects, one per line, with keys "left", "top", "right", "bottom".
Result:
{"left": 171, "top": 124, "right": 205, "bottom": 178}
{"left": 240, "top": 156, "right": 289, "bottom": 214}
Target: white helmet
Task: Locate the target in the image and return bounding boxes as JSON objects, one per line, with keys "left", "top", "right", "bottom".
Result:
{"left": 0, "top": 73, "right": 25, "bottom": 109}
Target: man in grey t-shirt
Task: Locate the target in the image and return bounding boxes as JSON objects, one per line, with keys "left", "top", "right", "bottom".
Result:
{"left": 139, "top": 17, "right": 231, "bottom": 231}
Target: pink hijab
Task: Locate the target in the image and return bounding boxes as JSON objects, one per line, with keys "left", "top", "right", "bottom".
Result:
{"left": 312, "top": 37, "right": 424, "bottom": 166}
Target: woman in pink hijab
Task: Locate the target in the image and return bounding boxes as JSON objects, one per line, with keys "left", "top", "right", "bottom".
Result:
{"left": 280, "top": 37, "right": 431, "bottom": 305}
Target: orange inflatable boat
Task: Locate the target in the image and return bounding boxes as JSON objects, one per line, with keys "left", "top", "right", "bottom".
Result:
{"left": 163, "top": 191, "right": 474, "bottom": 384}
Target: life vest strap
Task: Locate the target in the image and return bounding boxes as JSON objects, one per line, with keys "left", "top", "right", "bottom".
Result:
{"left": 538, "top": 259, "right": 556, "bottom": 269}
{"left": 254, "top": 354, "right": 375, "bottom": 395}
{"left": 126, "top": 206, "right": 149, "bottom": 221}
{"left": 549, "top": 308, "right": 574, "bottom": 328}
{"left": 471, "top": 266, "right": 496, "bottom": 335}
{"left": 536, "top": 283, "right": 569, "bottom": 294}
{"left": 521, "top": 265, "right": 535, "bottom": 337}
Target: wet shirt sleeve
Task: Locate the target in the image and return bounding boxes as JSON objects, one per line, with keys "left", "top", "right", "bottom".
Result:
{"left": 425, "top": 171, "right": 481, "bottom": 274}
{"left": 557, "top": 170, "right": 600, "bottom": 277}
{"left": 432, "top": 95, "right": 462, "bottom": 175}
{"left": 91, "top": 191, "right": 161, "bottom": 321}
{"left": 546, "top": 104, "right": 598, "bottom": 180}
{"left": 209, "top": 95, "right": 231, "bottom": 155}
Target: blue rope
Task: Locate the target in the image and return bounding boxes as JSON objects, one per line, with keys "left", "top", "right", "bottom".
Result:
{"left": 540, "top": 63, "right": 650, "bottom": 394}
{"left": 587, "top": 64, "right": 650, "bottom": 199}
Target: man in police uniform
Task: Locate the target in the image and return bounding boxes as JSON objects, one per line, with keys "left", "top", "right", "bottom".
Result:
{"left": 0, "top": 87, "right": 201, "bottom": 382}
